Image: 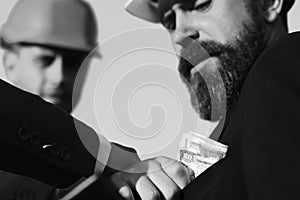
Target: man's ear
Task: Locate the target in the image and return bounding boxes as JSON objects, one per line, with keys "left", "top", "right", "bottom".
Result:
{"left": 263, "top": 0, "right": 284, "bottom": 22}
{"left": 2, "top": 50, "right": 19, "bottom": 83}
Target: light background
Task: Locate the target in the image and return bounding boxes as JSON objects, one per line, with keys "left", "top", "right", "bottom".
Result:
{"left": 0, "top": 0, "right": 299, "bottom": 160}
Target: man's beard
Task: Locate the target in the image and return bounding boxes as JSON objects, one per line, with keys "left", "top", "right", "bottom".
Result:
{"left": 178, "top": 21, "right": 267, "bottom": 121}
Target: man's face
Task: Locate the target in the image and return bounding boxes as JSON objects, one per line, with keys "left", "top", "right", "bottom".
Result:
{"left": 160, "top": 0, "right": 267, "bottom": 121}
{"left": 4, "top": 44, "right": 90, "bottom": 113}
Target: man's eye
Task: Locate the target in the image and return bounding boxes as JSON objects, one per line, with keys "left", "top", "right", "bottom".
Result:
{"left": 161, "top": 10, "right": 176, "bottom": 31}
{"left": 194, "top": 0, "right": 212, "bottom": 11}
{"left": 36, "top": 56, "right": 56, "bottom": 66}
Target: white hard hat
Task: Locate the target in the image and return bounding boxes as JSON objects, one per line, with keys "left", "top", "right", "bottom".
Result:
{"left": 1, "top": 0, "right": 99, "bottom": 54}
{"left": 125, "top": 0, "right": 160, "bottom": 23}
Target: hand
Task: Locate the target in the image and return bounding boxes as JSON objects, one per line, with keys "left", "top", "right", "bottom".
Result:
{"left": 110, "top": 156, "right": 195, "bottom": 200}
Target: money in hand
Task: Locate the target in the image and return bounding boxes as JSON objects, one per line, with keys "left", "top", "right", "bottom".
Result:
{"left": 178, "top": 132, "right": 228, "bottom": 177}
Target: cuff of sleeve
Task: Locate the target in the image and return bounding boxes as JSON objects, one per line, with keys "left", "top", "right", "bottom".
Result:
{"left": 94, "top": 134, "right": 112, "bottom": 174}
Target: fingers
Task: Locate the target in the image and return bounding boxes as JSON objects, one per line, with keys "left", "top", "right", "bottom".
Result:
{"left": 132, "top": 158, "right": 180, "bottom": 199}
{"left": 155, "top": 157, "right": 195, "bottom": 189}
{"left": 111, "top": 172, "right": 161, "bottom": 200}
{"left": 111, "top": 170, "right": 163, "bottom": 200}
{"left": 119, "top": 186, "right": 135, "bottom": 200}
{"left": 110, "top": 157, "right": 194, "bottom": 200}
{"left": 184, "top": 165, "right": 195, "bottom": 182}
{"left": 135, "top": 176, "right": 161, "bottom": 200}
{"left": 147, "top": 168, "right": 180, "bottom": 200}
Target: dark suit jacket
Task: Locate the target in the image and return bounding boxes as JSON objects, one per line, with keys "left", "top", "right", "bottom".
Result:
{"left": 183, "top": 32, "right": 300, "bottom": 199}
{"left": 0, "top": 79, "right": 100, "bottom": 188}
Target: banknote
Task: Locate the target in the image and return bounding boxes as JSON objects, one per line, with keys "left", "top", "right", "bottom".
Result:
{"left": 178, "top": 131, "right": 228, "bottom": 177}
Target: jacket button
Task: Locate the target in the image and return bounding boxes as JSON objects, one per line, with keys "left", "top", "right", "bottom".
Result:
{"left": 50, "top": 143, "right": 61, "bottom": 156}
{"left": 17, "top": 127, "right": 30, "bottom": 140}
{"left": 60, "top": 147, "right": 71, "bottom": 161}
{"left": 42, "top": 144, "right": 52, "bottom": 153}
{"left": 42, "top": 143, "right": 61, "bottom": 157}
{"left": 29, "top": 133, "right": 40, "bottom": 146}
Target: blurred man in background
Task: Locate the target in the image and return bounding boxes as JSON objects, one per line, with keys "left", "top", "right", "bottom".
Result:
{"left": 0, "top": 0, "right": 98, "bottom": 199}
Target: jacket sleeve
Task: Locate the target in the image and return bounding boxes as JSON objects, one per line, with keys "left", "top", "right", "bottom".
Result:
{"left": 0, "top": 79, "right": 103, "bottom": 188}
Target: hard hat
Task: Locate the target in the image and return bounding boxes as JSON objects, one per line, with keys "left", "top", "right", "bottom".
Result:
{"left": 0, "top": 0, "right": 99, "bottom": 54}
{"left": 125, "top": 0, "right": 295, "bottom": 23}
{"left": 125, "top": 0, "right": 160, "bottom": 23}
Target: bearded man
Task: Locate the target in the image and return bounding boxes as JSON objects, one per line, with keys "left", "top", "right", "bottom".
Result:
{"left": 123, "top": 0, "right": 300, "bottom": 199}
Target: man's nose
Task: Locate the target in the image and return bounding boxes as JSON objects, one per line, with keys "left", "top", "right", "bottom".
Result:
{"left": 46, "top": 56, "right": 64, "bottom": 86}
{"left": 171, "top": 5, "right": 200, "bottom": 49}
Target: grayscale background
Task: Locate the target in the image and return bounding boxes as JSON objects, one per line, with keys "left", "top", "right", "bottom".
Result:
{"left": 1, "top": 0, "right": 299, "bottom": 160}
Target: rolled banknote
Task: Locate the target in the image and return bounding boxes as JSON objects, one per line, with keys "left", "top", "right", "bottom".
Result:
{"left": 178, "top": 131, "right": 228, "bottom": 177}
